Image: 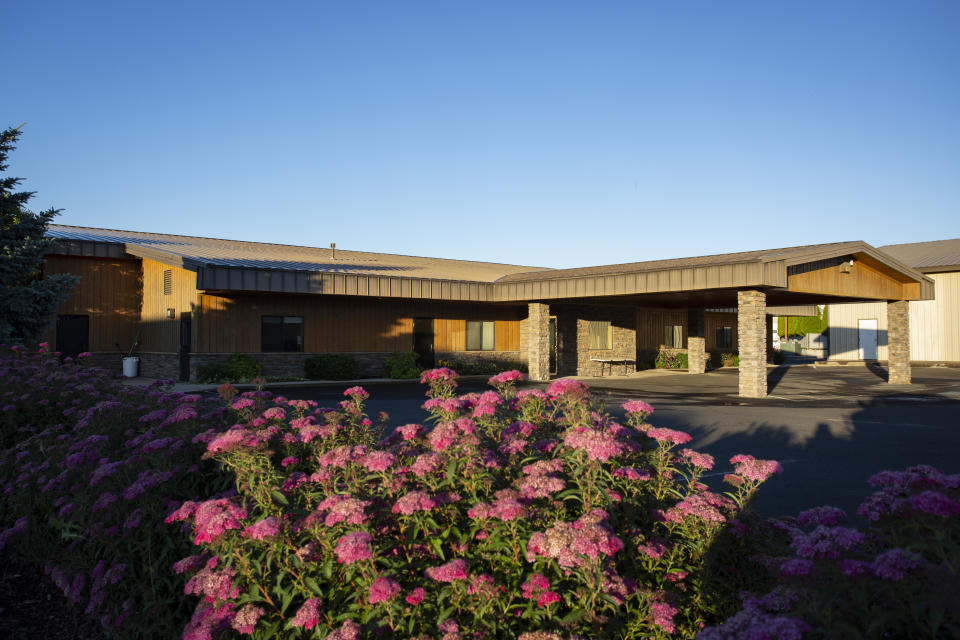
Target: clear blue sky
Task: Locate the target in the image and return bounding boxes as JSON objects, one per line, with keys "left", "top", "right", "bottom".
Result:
{"left": 4, "top": 1, "right": 958, "bottom": 268}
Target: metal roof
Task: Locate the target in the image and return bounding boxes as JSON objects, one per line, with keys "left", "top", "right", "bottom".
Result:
{"left": 46, "top": 225, "right": 550, "bottom": 282}
{"left": 45, "top": 225, "right": 933, "bottom": 303}
{"left": 879, "top": 238, "right": 960, "bottom": 273}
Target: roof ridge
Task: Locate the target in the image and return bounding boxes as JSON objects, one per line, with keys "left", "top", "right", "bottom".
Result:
{"left": 47, "top": 224, "right": 550, "bottom": 271}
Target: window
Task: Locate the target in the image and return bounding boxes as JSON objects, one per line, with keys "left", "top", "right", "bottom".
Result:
{"left": 262, "top": 316, "right": 304, "bottom": 352}
{"left": 664, "top": 325, "right": 683, "bottom": 349}
{"left": 588, "top": 320, "right": 612, "bottom": 350}
{"left": 466, "top": 320, "right": 494, "bottom": 351}
{"left": 716, "top": 326, "right": 733, "bottom": 349}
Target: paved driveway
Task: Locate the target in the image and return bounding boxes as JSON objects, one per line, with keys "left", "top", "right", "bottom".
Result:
{"left": 268, "top": 366, "right": 960, "bottom": 520}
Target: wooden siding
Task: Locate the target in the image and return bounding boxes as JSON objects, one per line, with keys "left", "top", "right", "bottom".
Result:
{"left": 826, "top": 302, "right": 888, "bottom": 361}
{"left": 789, "top": 260, "right": 906, "bottom": 300}
{"left": 141, "top": 259, "right": 200, "bottom": 352}
{"left": 907, "top": 272, "right": 960, "bottom": 361}
{"left": 705, "top": 312, "right": 739, "bottom": 350}
{"left": 197, "top": 295, "right": 522, "bottom": 354}
{"left": 636, "top": 309, "right": 738, "bottom": 351}
{"left": 637, "top": 310, "right": 687, "bottom": 349}
{"left": 42, "top": 255, "right": 141, "bottom": 351}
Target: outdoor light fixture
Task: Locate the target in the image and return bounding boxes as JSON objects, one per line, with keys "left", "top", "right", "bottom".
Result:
{"left": 166, "top": 308, "right": 176, "bottom": 319}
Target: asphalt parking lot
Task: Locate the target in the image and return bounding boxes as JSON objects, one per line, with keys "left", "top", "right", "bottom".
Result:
{"left": 267, "top": 365, "right": 960, "bottom": 520}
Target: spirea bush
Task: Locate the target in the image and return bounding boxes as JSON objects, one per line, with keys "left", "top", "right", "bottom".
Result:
{"left": 0, "top": 345, "right": 234, "bottom": 638}
{"left": 701, "top": 464, "right": 960, "bottom": 639}
{"left": 170, "top": 367, "right": 783, "bottom": 639}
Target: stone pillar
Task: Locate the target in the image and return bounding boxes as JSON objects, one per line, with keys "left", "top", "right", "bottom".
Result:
{"left": 887, "top": 300, "right": 911, "bottom": 385}
{"left": 738, "top": 290, "right": 767, "bottom": 398}
{"left": 527, "top": 303, "right": 551, "bottom": 381}
{"left": 687, "top": 308, "right": 706, "bottom": 374}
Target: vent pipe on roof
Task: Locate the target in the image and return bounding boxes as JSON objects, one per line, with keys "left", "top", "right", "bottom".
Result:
{"left": 330, "top": 243, "right": 336, "bottom": 260}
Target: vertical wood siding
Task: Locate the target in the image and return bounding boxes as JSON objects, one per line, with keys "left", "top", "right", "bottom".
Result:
{"left": 43, "top": 256, "right": 141, "bottom": 351}
{"left": 140, "top": 259, "right": 200, "bottom": 352}
{"left": 789, "top": 261, "right": 904, "bottom": 299}
{"left": 196, "top": 296, "right": 522, "bottom": 353}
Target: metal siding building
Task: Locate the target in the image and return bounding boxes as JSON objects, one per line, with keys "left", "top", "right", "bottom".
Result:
{"left": 827, "top": 239, "right": 960, "bottom": 362}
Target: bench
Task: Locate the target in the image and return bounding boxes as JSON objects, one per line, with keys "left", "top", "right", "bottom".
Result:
{"left": 590, "top": 358, "right": 636, "bottom": 377}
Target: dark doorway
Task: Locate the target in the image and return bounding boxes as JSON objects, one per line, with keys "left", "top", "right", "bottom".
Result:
{"left": 179, "top": 312, "right": 192, "bottom": 382}
{"left": 548, "top": 317, "right": 558, "bottom": 375}
{"left": 413, "top": 317, "right": 435, "bottom": 369}
{"left": 56, "top": 315, "right": 89, "bottom": 359}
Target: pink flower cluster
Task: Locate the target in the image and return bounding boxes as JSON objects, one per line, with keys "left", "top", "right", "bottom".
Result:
{"left": 368, "top": 577, "right": 401, "bottom": 604}
{"left": 488, "top": 370, "right": 524, "bottom": 385}
{"left": 426, "top": 558, "right": 468, "bottom": 582}
{"left": 526, "top": 510, "right": 624, "bottom": 568}
{"left": 645, "top": 427, "right": 692, "bottom": 446}
{"left": 563, "top": 426, "right": 626, "bottom": 462}
{"left": 334, "top": 531, "right": 373, "bottom": 564}
{"left": 420, "top": 367, "right": 458, "bottom": 383}
{"left": 790, "top": 525, "right": 864, "bottom": 560}
{"left": 621, "top": 400, "right": 654, "bottom": 417}
{"left": 392, "top": 490, "right": 437, "bottom": 515}
{"left": 314, "top": 494, "right": 370, "bottom": 527}
{"left": 730, "top": 454, "right": 783, "bottom": 482}
{"left": 520, "top": 573, "right": 560, "bottom": 607}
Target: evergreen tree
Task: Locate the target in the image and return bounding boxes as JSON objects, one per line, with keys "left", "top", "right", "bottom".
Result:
{"left": 0, "top": 126, "right": 78, "bottom": 345}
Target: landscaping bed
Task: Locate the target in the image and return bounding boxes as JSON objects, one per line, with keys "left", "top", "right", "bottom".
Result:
{"left": 1, "top": 347, "right": 957, "bottom": 639}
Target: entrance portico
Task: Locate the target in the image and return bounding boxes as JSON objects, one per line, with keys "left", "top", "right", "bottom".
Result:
{"left": 512, "top": 242, "right": 934, "bottom": 397}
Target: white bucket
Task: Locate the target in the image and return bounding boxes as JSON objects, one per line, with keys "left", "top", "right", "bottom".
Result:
{"left": 122, "top": 356, "right": 140, "bottom": 378}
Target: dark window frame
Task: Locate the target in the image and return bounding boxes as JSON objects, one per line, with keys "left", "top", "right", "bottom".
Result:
{"left": 261, "top": 315, "right": 304, "bottom": 352}
{"left": 465, "top": 320, "right": 495, "bottom": 351}
{"left": 664, "top": 324, "right": 683, "bottom": 349}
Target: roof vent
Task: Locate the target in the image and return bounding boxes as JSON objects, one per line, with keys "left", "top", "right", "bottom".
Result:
{"left": 163, "top": 269, "right": 172, "bottom": 295}
{"left": 330, "top": 243, "right": 336, "bottom": 260}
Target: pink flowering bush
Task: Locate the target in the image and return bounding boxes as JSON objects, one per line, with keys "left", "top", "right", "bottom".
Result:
{"left": 701, "top": 464, "right": 960, "bottom": 639}
{"left": 172, "top": 370, "right": 782, "bottom": 639}
{"left": 0, "top": 346, "right": 235, "bottom": 638}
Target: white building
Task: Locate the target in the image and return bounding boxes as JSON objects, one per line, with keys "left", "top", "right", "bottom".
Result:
{"left": 827, "top": 238, "right": 960, "bottom": 363}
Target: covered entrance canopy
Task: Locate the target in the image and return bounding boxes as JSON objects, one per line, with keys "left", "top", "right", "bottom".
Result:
{"left": 496, "top": 241, "right": 934, "bottom": 397}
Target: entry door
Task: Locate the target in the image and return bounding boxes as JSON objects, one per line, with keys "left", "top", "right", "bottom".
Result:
{"left": 548, "top": 317, "right": 558, "bottom": 375}
{"left": 413, "top": 318, "right": 435, "bottom": 369}
{"left": 56, "top": 315, "right": 89, "bottom": 359}
{"left": 179, "top": 312, "right": 192, "bottom": 381}
{"left": 858, "top": 319, "right": 878, "bottom": 360}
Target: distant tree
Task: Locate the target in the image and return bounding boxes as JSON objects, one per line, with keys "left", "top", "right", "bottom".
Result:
{"left": 0, "top": 126, "right": 78, "bottom": 345}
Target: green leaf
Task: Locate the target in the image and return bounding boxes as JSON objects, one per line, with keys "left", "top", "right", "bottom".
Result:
{"left": 270, "top": 490, "right": 289, "bottom": 505}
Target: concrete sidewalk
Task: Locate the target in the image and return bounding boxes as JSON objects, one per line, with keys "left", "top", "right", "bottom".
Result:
{"left": 571, "top": 365, "right": 960, "bottom": 407}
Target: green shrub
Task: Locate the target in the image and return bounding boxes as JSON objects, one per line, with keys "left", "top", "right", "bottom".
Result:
{"left": 227, "top": 352, "right": 262, "bottom": 379}
{"left": 195, "top": 353, "right": 263, "bottom": 383}
{"left": 711, "top": 351, "right": 740, "bottom": 368}
{"left": 195, "top": 363, "right": 230, "bottom": 383}
{"left": 655, "top": 348, "right": 688, "bottom": 369}
{"left": 381, "top": 351, "right": 421, "bottom": 378}
{"left": 777, "top": 306, "right": 828, "bottom": 338}
{"left": 438, "top": 357, "right": 530, "bottom": 376}
{"left": 304, "top": 354, "right": 361, "bottom": 380}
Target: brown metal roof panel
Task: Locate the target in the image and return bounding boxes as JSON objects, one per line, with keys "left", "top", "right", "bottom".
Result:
{"left": 879, "top": 238, "right": 960, "bottom": 270}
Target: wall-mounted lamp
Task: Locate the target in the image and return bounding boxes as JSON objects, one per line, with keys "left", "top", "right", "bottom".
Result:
{"left": 166, "top": 308, "right": 176, "bottom": 319}
{"left": 840, "top": 258, "right": 854, "bottom": 274}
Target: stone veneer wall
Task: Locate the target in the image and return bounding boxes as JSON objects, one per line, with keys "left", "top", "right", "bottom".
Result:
{"left": 737, "top": 290, "right": 767, "bottom": 398}
{"left": 687, "top": 309, "right": 706, "bottom": 374}
{"left": 138, "top": 352, "right": 180, "bottom": 380}
{"left": 886, "top": 301, "right": 911, "bottom": 384}
{"left": 554, "top": 304, "right": 636, "bottom": 377}
{"left": 83, "top": 352, "right": 126, "bottom": 375}
{"left": 527, "top": 303, "right": 551, "bottom": 381}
